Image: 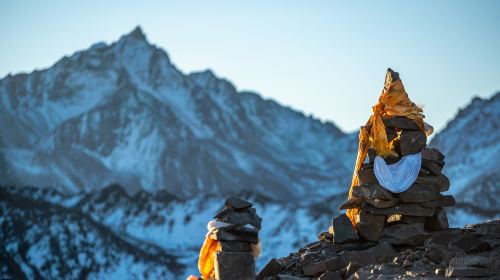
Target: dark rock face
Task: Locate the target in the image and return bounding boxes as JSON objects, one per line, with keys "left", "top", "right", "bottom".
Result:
{"left": 259, "top": 220, "right": 500, "bottom": 279}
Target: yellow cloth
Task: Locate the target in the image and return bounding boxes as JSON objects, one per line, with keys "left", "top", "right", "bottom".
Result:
{"left": 198, "top": 237, "right": 220, "bottom": 280}
{"left": 346, "top": 78, "right": 425, "bottom": 224}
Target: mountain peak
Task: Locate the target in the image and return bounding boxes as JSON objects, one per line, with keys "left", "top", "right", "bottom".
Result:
{"left": 127, "top": 26, "right": 147, "bottom": 41}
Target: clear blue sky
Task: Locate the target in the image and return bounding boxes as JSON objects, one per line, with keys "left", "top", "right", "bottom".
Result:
{"left": 1, "top": 0, "right": 499, "bottom": 132}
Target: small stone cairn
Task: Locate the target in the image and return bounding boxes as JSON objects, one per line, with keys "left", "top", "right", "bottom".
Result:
{"left": 212, "top": 196, "right": 262, "bottom": 280}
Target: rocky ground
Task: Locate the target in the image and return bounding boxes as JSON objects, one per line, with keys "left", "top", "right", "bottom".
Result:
{"left": 257, "top": 219, "right": 500, "bottom": 279}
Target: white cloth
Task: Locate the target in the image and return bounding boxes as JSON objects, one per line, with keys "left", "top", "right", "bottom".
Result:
{"left": 374, "top": 152, "right": 421, "bottom": 193}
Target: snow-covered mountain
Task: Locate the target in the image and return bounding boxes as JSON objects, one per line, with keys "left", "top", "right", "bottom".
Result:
{"left": 0, "top": 26, "right": 498, "bottom": 279}
{"left": 0, "top": 26, "right": 356, "bottom": 202}
{"left": 430, "top": 92, "right": 500, "bottom": 225}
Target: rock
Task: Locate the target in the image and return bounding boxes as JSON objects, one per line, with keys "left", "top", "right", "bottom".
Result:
{"left": 339, "top": 197, "right": 364, "bottom": 210}
{"left": 318, "top": 232, "right": 334, "bottom": 242}
{"left": 399, "top": 184, "right": 438, "bottom": 203}
{"left": 449, "top": 255, "right": 495, "bottom": 268}
{"left": 445, "top": 266, "right": 496, "bottom": 278}
{"left": 216, "top": 207, "right": 262, "bottom": 230}
{"left": 214, "top": 251, "right": 255, "bottom": 280}
{"left": 367, "top": 148, "right": 376, "bottom": 163}
{"left": 398, "top": 130, "right": 427, "bottom": 156}
{"left": 434, "top": 195, "right": 455, "bottom": 207}
{"left": 351, "top": 184, "right": 393, "bottom": 201}
{"left": 276, "top": 275, "right": 312, "bottom": 280}
{"left": 302, "top": 257, "right": 345, "bottom": 276}
{"left": 318, "top": 270, "right": 342, "bottom": 280}
{"left": 382, "top": 116, "right": 421, "bottom": 130}
{"left": 214, "top": 227, "right": 259, "bottom": 243}
{"left": 421, "top": 159, "right": 443, "bottom": 176}
{"left": 219, "top": 241, "right": 253, "bottom": 252}
{"left": 344, "top": 261, "right": 362, "bottom": 279}
{"left": 363, "top": 202, "right": 435, "bottom": 217}
{"left": 356, "top": 168, "right": 378, "bottom": 185}
{"left": 257, "top": 258, "right": 285, "bottom": 280}
{"left": 421, "top": 148, "right": 445, "bottom": 161}
{"left": 365, "top": 242, "right": 397, "bottom": 263}
{"left": 340, "top": 250, "right": 375, "bottom": 267}
{"left": 425, "top": 208, "right": 449, "bottom": 231}
{"left": 424, "top": 243, "right": 449, "bottom": 264}
{"left": 382, "top": 223, "right": 431, "bottom": 246}
{"left": 365, "top": 197, "right": 399, "bottom": 208}
{"left": 225, "top": 196, "right": 252, "bottom": 209}
{"left": 424, "top": 229, "right": 462, "bottom": 247}
{"left": 450, "top": 233, "right": 492, "bottom": 253}
{"left": 401, "top": 215, "right": 426, "bottom": 224}
{"left": 331, "top": 214, "right": 359, "bottom": 243}
{"left": 415, "top": 174, "right": 450, "bottom": 192}
{"left": 355, "top": 211, "right": 385, "bottom": 241}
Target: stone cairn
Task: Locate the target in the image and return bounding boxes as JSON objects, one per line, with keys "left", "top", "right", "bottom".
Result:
{"left": 256, "top": 70, "right": 500, "bottom": 279}
{"left": 211, "top": 196, "right": 262, "bottom": 280}
{"left": 340, "top": 119, "right": 455, "bottom": 242}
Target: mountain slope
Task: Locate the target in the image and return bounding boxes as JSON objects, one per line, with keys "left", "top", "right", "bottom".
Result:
{"left": 430, "top": 92, "right": 500, "bottom": 223}
{"left": 0, "top": 26, "right": 356, "bottom": 201}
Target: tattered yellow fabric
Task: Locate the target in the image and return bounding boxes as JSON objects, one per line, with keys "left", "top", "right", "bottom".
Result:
{"left": 198, "top": 237, "right": 220, "bottom": 280}
{"left": 346, "top": 78, "right": 425, "bottom": 224}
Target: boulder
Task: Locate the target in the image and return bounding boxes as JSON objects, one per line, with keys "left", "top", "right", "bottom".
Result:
{"left": 215, "top": 251, "right": 255, "bottom": 280}
{"left": 331, "top": 214, "right": 359, "bottom": 244}
{"left": 399, "top": 184, "right": 438, "bottom": 203}
{"left": 398, "top": 130, "right": 427, "bottom": 156}
{"left": 425, "top": 208, "right": 449, "bottom": 231}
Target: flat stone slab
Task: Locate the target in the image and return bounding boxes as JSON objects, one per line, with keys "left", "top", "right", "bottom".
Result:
{"left": 351, "top": 184, "right": 393, "bottom": 201}
{"left": 421, "top": 148, "right": 445, "bottom": 161}
{"left": 415, "top": 174, "right": 450, "bottom": 192}
{"left": 382, "top": 116, "right": 421, "bottom": 130}
{"left": 225, "top": 196, "right": 253, "bottom": 209}
{"left": 302, "top": 256, "right": 344, "bottom": 276}
{"left": 219, "top": 241, "right": 253, "bottom": 252}
{"left": 399, "top": 184, "right": 439, "bottom": 203}
{"left": 363, "top": 201, "right": 435, "bottom": 216}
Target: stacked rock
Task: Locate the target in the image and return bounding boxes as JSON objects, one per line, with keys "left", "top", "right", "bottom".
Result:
{"left": 210, "top": 196, "right": 262, "bottom": 280}
{"left": 340, "top": 118, "right": 455, "bottom": 242}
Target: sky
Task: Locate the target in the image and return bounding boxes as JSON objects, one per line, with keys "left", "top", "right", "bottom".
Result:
{"left": 1, "top": 0, "right": 499, "bottom": 133}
